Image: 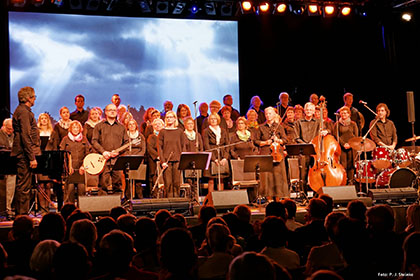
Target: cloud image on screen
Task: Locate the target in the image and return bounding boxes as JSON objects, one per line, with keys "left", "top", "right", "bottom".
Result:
{"left": 9, "top": 12, "right": 239, "bottom": 122}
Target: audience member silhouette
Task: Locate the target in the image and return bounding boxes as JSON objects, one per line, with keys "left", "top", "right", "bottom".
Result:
{"left": 117, "top": 213, "right": 137, "bottom": 238}
{"left": 160, "top": 228, "right": 198, "bottom": 280}
{"left": 29, "top": 239, "right": 60, "bottom": 280}
{"left": 259, "top": 216, "right": 300, "bottom": 271}
{"left": 52, "top": 241, "right": 91, "bottom": 280}
{"left": 281, "top": 199, "right": 303, "bottom": 231}
{"left": 198, "top": 223, "right": 235, "bottom": 280}
{"left": 59, "top": 203, "right": 77, "bottom": 222}
{"left": 189, "top": 205, "right": 217, "bottom": 247}
{"left": 404, "top": 203, "right": 420, "bottom": 235}
{"left": 38, "top": 212, "right": 66, "bottom": 243}
{"left": 305, "top": 212, "right": 346, "bottom": 275}
{"left": 64, "top": 209, "right": 92, "bottom": 240}
{"left": 69, "top": 219, "right": 97, "bottom": 259}
{"left": 109, "top": 206, "right": 128, "bottom": 222}
{"left": 2, "top": 215, "right": 37, "bottom": 277}
{"left": 319, "top": 194, "right": 334, "bottom": 214}
{"left": 154, "top": 209, "right": 173, "bottom": 235}
{"left": 402, "top": 232, "right": 420, "bottom": 280}
{"left": 132, "top": 217, "right": 160, "bottom": 273}
{"left": 308, "top": 269, "right": 344, "bottom": 280}
{"left": 94, "top": 216, "right": 118, "bottom": 250}
{"left": 346, "top": 200, "right": 367, "bottom": 226}
{"left": 265, "top": 201, "right": 287, "bottom": 220}
{"left": 228, "top": 252, "right": 276, "bottom": 280}
{"left": 0, "top": 243, "right": 8, "bottom": 279}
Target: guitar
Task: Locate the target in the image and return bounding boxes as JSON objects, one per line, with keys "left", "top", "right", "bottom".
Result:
{"left": 83, "top": 138, "right": 141, "bottom": 175}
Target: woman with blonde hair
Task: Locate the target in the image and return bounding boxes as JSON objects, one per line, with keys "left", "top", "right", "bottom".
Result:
{"left": 37, "top": 113, "right": 53, "bottom": 150}
{"left": 83, "top": 106, "right": 102, "bottom": 144}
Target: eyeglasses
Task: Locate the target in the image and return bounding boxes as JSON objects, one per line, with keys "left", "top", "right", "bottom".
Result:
{"left": 106, "top": 109, "right": 117, "bottom": 112}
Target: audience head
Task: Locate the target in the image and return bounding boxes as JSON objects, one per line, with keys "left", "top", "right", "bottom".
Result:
{"left": 319, "top": 194, "right": 334, "bottom": 214}
{"left": 12, "top": 215, "right": 34, "bottom": 240}
{"left": 65, "top": 209, "right": 92, "bottom": 240}
{"left": 403, "top": 232, "right": 420, "bottom": 275}
{"left": 228, "top": 252, "right": 275, "bottom": 280}
{"left": 39, "top": 212, "right": 66, "bottom": 242}
{"left": 53, "top": 241, "right": 90, "bottom": 280}
{"left": 280, "top": 198, "right": 297, "bottom": 219}
{"left": 117, "top": 213, "right": 137, "bottom": 238}
{"left": 95, "top": 216, "right": 118, "bottom": 249}
{"left": 160, "top": 228, "right": 197, "bottom": 276}
{"left": 366, "top": 204, "right": 395, "bottom": 233}
{"left": 154, "top": 209, "right": 172, "bottom": 234}
{"left": 260, "top": 216, "right": 289, "bottom": 248}
{"left": 406, "top": 203, "right": 420, "bottom": 232}
{"left": 161, "top": 216, "right": 186, "bottom": 234}
{"left": 109, "top": 206, "right": 128, "bottom": 222}
{"left": 233, "top": 204, "right": 251, "bottom": 224}
{"left": 324, "top": 212, "right": 346, "bottom": 242}
{"left": 98, "top": 229, "right": 136, "bottom": 275}
{"left": 308, "top": 270, "right": 344, "bottom": 280}
{"left": 306, "top": 198, "right": 328, "bottom": 221}
{"left": 0, "top": 243, "right": 7, "bottom": 271}
{"left": 198, "top": 205, "right": 217, "bottom": 225}
{"left": 206, "top": 223, "right": 234, "bottom": 253}
{"left": 346, "top": 200, "right": 367, "bottom": 223}
{"left": 134, "top": 217, "right": 158, "bottom": 252}
{"left": 69, "top": 219, "right": 97, "bottom": 257}
{"left": 30, "top": 239, "right": 60, "bottom": 278}
{"left": 265, "top": 201, "right": 287, "bottom": 220}
{"left": 60, "top": 203, "right": 77, "bottom": 221}
{"left": 221, "top": 213, "right": 239, "bottom": 237}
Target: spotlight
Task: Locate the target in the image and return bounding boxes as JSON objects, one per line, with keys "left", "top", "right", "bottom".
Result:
{"left": 340, "top": 6, "right": 351, "bottom": 16}
{"left": 189, "top": 2, "right": 200, "bottom": 14}
{"left": 205, "top": 2, "right": 216, "bottom": 15}
{"left": 323, "top": 4, "right": 337, "bottom": 17}
{"left": 173, "top": 1, "right": 186, "bottom": 14}
{"left": 9, "top": 0, "right": 26, "bottom": 7}
{"left": 69, "top": 0, "right": 83, "bottom": 9}
{"left": 290, "top": 3, "right": 305, "bottom": 15}
{"left": 258, "top": 2, "right": 270, "bottom": 13}
{"left": 402, "top": 12, "right": 412, "bottom": 21}
{"left": 307, "top": 4, "right": 321, "bottom": 16}
{"left": 139, "top": 0, "right": 152, "bottom": 13}
{"left": 221, "top": 2, "right": 233, "bottom": 16}
{"left": 241, "top": 1, "right": 253, "bottom": 13}
{"left": 355, "top": 6, "right": 368, "bottom": 17}
{"left": 52, "top": 0, "right": 64, "bottom": 7}
{"left": 156, "top": 0, "right": 169, "bottom": 13}
{"left": 31, "top": 0, "right": 45, "bottom": 6}
{"left": 274, "top": 2, "right": 287, "bottom": 14}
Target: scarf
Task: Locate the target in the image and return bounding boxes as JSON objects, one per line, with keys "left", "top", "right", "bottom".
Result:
{"left": 85, "top": 119, "right": 102, "bottom": 128}
{"left": 248, "top": 121, "right": 259, "bottom": 129}
{"left": 128, "top": 130, "right": 139, "bottom": 139}
{"left": 236, "top": 130, "right": 251, "bottom": 142}
{"left": 68, "top": 132, "right": 83, "bottom": 142}
{"left": 184, "top": 130, "right": 196, "bottom": 141}
{"left": 154, "top": 130, "right": 159, "bottom": 136}
{"left": 59, "top": 119, "right": 71, "bottom": 130}
{"left": 209, "top": 125, "right": 221, "bottom": 145}
{"left": 339, "top": 117, "right": 351, "bottom": 126}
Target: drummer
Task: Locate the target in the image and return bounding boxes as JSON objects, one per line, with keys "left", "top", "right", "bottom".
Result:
{"left": 333, "top": 106, "right": 359, "bottom": 184}
{"left": 369, "top": 103, "right": 397, "bottom": 150}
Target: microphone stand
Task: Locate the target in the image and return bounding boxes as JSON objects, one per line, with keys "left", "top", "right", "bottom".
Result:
{"left": 192, "top": 101, "right": 200, "bottom": 203}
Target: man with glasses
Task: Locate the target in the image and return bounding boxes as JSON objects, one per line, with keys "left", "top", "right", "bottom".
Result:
{"left": 92, "top": 104, "right": 129, "bottom": 194}
{"left": 11, "top": 86, "right": 41, "bottom": 215}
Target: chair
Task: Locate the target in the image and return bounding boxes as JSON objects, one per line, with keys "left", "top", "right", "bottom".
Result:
{"left": 230, "top": 159, "right": 258, "bottom": 189}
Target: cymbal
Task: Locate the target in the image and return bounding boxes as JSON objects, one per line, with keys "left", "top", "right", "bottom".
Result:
{"left": 348, "top": 137, "right": 376, "bottom": 152}
{"left": 405, "top": 136, "right": 420, "bottom": 142}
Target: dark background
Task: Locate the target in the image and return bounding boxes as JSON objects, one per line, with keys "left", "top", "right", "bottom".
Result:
{"left": 1, "top": 2, "right": 419, "bottom": 148}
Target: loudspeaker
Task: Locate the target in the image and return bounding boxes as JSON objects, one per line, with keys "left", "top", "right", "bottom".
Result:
{"left": 407, "top": 91, "right": 415, "bottom": 123}
{"left": 131, "top": 198, "right": 192, "bottom": 216}
{"left": 369, "top": 187, "right": 418, "bottom": 202}
{"left": 322, "top": 185, "right": 372, "bottom": 206}
{"left": 78, "top": 194, "right": 121, "bottom": 214}
{"left": 204, "top": 190, "right": 249, "bottom": 211}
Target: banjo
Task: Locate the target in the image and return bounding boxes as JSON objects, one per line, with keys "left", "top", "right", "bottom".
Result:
{"left": 83, "top": 138, "right": 141, "bottom": 175}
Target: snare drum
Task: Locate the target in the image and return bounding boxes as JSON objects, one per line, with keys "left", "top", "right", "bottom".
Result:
{"left": 376, "top": 167, "right": 417, "bottom": 188}
{"left": 355, "top": 160, "right": 376, "bottom": 183}
{"left": 372, "top": 146, "right": 393, "bottom": 170}
{"left": 393, "top": 148, "right": 411, "bottom": 168}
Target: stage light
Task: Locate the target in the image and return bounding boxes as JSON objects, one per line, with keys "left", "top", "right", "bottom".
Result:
{"left": 69, "top": 0, "right": 83, "bottom": 9}
{"left": 10, "top": 0, "right": 26, "bottom": 7}
{"left": 139, "top": 0, "right": 152, "bottom": 13}
{"left": 241, "top": 1, "right": 253, "bottom": 13}
{"left": 324, "top": 5, "right": 335, "bottom": 15}
{"left": 86, "top": 0, "right": 100, "bottom": 10}
{"left": 156, "top": 0, "right": 169, "bottom": 13}
{"left": 290, "top": 3, "right": 305, "bottom": 15}
{"left": 204, "top": 2, "right": 216, "bottom": 15}
{"left": 402, "top": 12, "right": 412, "bottom": 21}
{"left": 189, "top": 2, "right": 200, "bottom": 14}
{"left": 31, "top": 0, "right": 45, "bottom": 6}
{"left": 308, "top": 4, "right": 321, "bottom": 16}
{"left": 52, "top": 0, "right": 64, "bottom": 7}
{"left": 259, "top": 2, "right": 270, "bottom": 13}
{"left": 221, "top": 2, "right": 233, "bottom": 16}
{"left": 172, "top": 1, "right": 186, "bottom": 14}
{"left": 340, "top": 6, "right": 351, "bottom": 16}
{"left": 274, "top": 3, "right": 287, "bottom": 14}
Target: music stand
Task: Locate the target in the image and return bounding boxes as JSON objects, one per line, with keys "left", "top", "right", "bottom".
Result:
{"left": 244, "top": 155, "right": 274, "bottom": 208}
{"left": 285, "top": 144, "right": 316, "bottom": 205}
{"left": 179, "top": 152, "right": 212, "bottom": 204}
{"left": 113, "top": 155, "right": 144, "bottom": 201}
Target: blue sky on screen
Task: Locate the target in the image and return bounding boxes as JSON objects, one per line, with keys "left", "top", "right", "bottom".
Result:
{"left": 9, "top": 12, "right": 239, "bottom": 120}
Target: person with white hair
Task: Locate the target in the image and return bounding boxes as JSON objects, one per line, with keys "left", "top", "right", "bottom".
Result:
{"left": 0, "top": 118, "right": 16, "bottom": 219}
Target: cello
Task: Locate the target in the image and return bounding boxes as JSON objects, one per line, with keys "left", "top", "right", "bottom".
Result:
{"left": 308, "top": 96, "right": 347, "bottom": 194}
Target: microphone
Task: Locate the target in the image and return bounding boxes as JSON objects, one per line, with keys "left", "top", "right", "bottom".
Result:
{"left": 333, "top": 112, "right": 340, "bottom": 116}
{"left": 193, "top": 101, "right": 198, "bottom": 105}
{"left": 359, "top": 100, "right": 367, "bottom": 105}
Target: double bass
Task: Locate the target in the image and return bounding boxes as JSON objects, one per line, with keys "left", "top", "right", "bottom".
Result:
{"left": 308, "top": 97, "right": 346, "bottom": 193}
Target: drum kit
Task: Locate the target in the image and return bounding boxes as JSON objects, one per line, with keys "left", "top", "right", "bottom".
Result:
{"left": 349, "top": 137, "right": 420, "bottom": 191}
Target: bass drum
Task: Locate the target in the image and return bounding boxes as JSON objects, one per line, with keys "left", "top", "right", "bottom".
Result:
{"left": 375, "top": 168, "right": 417, "bottom": 188}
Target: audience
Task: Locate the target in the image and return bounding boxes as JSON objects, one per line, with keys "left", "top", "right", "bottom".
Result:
{"left": 69, "top": 219, "right": 98, "bottom": 259}
{"left": 52, "top": 241, "right": 91, "bottom": 280}
{"left": 402, "top": 232, "right": 420, "bottom": 279}
{"left": 281, "top": 198, "right": 303, "bottom": 231}
{"left": 228, "top": 252, "right": 276, "bottom": 280}
{"left": 189, "top": 205, "right": 217, "bottom": 247}
{"left": 29, "top": 239, "right": 60, "bottom": 280}
{"left": 346, "top": 200, "right": 367, "bottom": 226}
{"left": 132, "top": 217, "right": 160, "bottom": 273}
{"left": 38, "top": 212, "right": 66, "bottom": 243}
